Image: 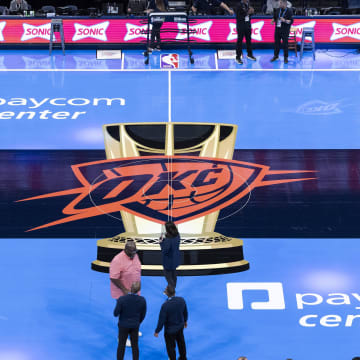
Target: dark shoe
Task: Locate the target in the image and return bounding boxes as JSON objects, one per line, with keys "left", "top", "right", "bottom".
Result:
{"left": 270, "top": 56, "right": 279, "bottom": 62}
{"left": 153, "top": 46, "right": 161, "bottom": 51}
{"left": 235, "top": 57, "right": 243, "bottom": 65}
{"left": 143, "top": 47, "right": 153, "bottom": 55}
{"left": 284, "top": 57, "right": 288, "bottom": 64}
{"left": 247, "top": 55, "right": 257, "bottom": 61}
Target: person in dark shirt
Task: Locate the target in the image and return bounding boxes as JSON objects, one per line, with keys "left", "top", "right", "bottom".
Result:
{"left": 235, "top": 0, "right": 256, "bottom": 64}
{"left": 192, "top": 0, "right": 234, "bottom": 15}
{"left": 270, "top": 0, "right": 293, "bottom": 64}
{"left": 145, "top": 0, "right": 168, "bottom": 52}
{"left": 113, "top": 281, "right": 147, "bottom": 360}
{"left": 154, "top": 285, "right": 188, "bottom": 360}
{"left": 159, "top": 221, "right": 181, "bottom": 289}
{"left": 9, "top": 0, "right": 29, "bottom": 12}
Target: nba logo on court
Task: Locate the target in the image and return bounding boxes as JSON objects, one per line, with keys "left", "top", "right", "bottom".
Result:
{"left": 160, "top": 54, "right": 179, "bottom": 69}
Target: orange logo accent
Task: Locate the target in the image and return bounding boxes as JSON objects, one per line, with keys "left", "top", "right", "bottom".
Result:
{"left": 17, "top": 156, "right": 317, "bottom": 232}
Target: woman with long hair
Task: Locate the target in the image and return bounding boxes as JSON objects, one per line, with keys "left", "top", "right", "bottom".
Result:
{"left": 145, "top": 0, "right": 168, "bottom": 52}
{"left": 159, "top": 221, "right": 181, "bottom": 289}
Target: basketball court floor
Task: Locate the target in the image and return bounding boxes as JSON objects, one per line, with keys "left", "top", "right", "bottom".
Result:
{"left": 0, "top": 48, "right": 360, "bottom": 360}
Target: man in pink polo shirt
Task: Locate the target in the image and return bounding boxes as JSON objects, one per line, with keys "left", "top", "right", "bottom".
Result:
{"left": 110, "top": 240, "right": 142, "bottom": 299}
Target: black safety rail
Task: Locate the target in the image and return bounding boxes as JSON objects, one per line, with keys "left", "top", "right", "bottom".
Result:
{"left": 141, "top": 12, "right": 196, "bottom": 65}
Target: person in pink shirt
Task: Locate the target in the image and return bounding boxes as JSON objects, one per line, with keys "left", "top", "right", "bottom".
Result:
{"left": 110, "top": 240, "right": 142, "bottom": 349}
{"left": 110, "top": 240, "right": 142, "bottom": 299}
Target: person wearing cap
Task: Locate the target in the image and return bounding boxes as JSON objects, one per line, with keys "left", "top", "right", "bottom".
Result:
{"left": 114, "top": 281, "right": 146, "bottom": 360}
{"left": 154, "top": 285, "right": 188, "bottom": 360}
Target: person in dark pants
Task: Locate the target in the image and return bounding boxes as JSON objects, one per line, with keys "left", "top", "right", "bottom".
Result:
{"left": 270, "top": 0, "right": 293, "bottom": 64}
{"left": 235, "top": 0, "right": 256, "bottom": 64}
{"left": 114, "top": 281, "right": 147, "bottom": 360}
{"left": 145, "top": 0, "right": 168, "bottom": 52}
{"left": 154, "top": 285, "right": 188, "bottom": 360}
{"left": 159, "top": 221, "right": 181, "bottom": 289}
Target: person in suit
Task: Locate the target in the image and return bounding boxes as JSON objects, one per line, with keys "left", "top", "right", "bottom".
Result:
{"left": 270, "top": 0, "right": 293, "bottom": 64}
{"left": 235, "top": 0, "right": 256, "bottom": 64}
{"left": 114, "top": 281, "right": 147, "bottom": 360}
{"left": 154, "top": 285, "right": 188, "bottom": 360}
{"left": 159, "top": 221, "right": 181, "bottom": 289}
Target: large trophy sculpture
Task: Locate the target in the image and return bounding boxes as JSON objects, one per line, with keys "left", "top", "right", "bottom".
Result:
{"left": 91, "top": 123, "right": 249, "bottom": 275}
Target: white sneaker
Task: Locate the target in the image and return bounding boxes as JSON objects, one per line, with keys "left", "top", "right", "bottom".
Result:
{"left": 126, "top": 338, "right": 131, "bottom": 347}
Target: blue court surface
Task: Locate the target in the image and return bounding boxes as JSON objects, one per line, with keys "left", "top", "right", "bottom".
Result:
{"left": 1, "top": 48, "right": 360, "bottom": 360}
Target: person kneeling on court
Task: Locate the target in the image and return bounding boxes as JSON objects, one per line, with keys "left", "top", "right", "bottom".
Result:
{"left": 114, "top": 281, "right": 147, "bottom": 360}
{"left": 154, "top": 285, "right": 188, "bottom": 360}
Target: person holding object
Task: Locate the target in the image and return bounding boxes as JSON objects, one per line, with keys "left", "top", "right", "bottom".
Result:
{"left": 235, "top": 0, "right": 256, "bottom": 64}
{"left": 191, "top": 0, "right": 234, "bottom": 16}
{"left": 110, "top": 240, "right": 142, "bottom": 347}
{"left": 145, "top": 0, "right": 168, "bottom": 52}
{"left": 270, "top": 0, "right": 293, "bottom": 64}
{"left": 159, "top": 221, "right": 181, "bottom": 289}
{"left": 114, "top": 281, "right": 146, "bottom": 360}
{"left": 9, "top": 0, "right": 29, "bottom": 12}
{"left": 154, "top": 285, "right": 188, "bottom": 360}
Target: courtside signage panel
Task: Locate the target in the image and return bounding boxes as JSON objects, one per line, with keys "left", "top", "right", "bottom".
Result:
{"left": 1, "top": 18, "right": 360, "bottom": 44}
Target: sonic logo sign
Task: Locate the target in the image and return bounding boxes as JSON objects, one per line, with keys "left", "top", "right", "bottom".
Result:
{"left": 292, "top": 21, "right": 316, "bottom": 40}
{"left": 227, "top": 21, "right": 264, "bottom": 41}
{"left": 177, "top": 21, "right": 212, "bottom": 41}
{"left": 124, "top": 23, "right": 150, "bottom": 41}
{"left": 72, "top": 21, "right": 110, "bottom": 41}
{"left": 0, "top": 22, "right": 5, "bottom": 42}
{"left": 21, "top": 23, "right": 54, "bottom": 41}
{"left": 331, "top": 22, "right": 360, "bottom": 41}
{"left": 18, "top": 156, "right": 315, "bottom": 232}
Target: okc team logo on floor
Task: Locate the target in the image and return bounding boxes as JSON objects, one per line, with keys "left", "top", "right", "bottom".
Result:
{"left": 18, "top": 156, "right": 316, "bottom": 231}
{"left": 160, "top": 54, "right": 179, "bottom": 69}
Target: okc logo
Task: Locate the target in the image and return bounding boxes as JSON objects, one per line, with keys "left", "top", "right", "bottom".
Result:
{"left": 0, "top": 22, "right": 5, "bottom": 42}
{"left": 18, "top": 156, "right": 316, "bottom": 231}
{"left": 160, "top": 54, "right": 179, "bottom": 69}
{"left": 124, "top": 23, "right": 151, "bottom": 41}
{"left": 177, "top": 21, "right": 212, "bottom": 41}
{"left": 331, "top": 22, "right": 360, "bottom": 41}
{"left": 227, "top": 21, "right": 264, "bottom": 41}
{"left": 21, "top": 23, "right": 55, "bottom": 41}
{"left": 72, "top": 21, "right": 109, "bottom": 41}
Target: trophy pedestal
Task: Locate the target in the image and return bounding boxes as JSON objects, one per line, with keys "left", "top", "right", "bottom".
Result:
{"left": 91, "top": 232, "right": 249, "bottom": 276}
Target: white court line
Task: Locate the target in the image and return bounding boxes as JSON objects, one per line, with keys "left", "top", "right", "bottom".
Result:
{"left": 0, "top": 68, "right": 359, "bottom": 72}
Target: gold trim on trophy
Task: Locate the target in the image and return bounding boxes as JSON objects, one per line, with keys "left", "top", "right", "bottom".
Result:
{"left": 91, "top": 122, "right": 249, "bottom": 275}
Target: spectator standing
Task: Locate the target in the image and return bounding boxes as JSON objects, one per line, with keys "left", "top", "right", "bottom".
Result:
{"left": 113, "top": 281, "right": 147, "bottom": 360}
{"left": 154, "top": 285, "right": 188, "bottom": 360}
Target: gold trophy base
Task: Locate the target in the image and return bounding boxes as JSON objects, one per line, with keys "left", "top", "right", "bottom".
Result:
{"left": 91, "top": 232, "right": 249, "bottom": 276}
